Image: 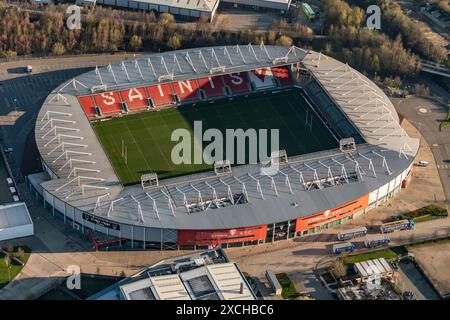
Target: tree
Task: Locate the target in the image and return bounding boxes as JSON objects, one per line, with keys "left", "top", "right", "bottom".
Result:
{"left": 275, "top": 35, "right": 293, "bottom": 47}
{"left": 51, "top": 42, "right": 66, "bottom": 56}
{"left": 0, "top": 50, "right": 17, "bottom": 58}
{"left": 159, "top": 13, "right": 175, "bottom": 25}
{"left": 371, "top": 54, "right": 381, "bottom": 74}
{"left": 330, "top": 258, "right": 347, "bottom": 279}
{"left": 6, "top": 244, "right": 13, "bottom": 253}
{"left": 3, "top": 254, "right": 11, "bottom": 281}
{"left": 128, "top": 35, "right": 142, "bottom": 51}
{"left": 167, "top": 34, "right": 181, "bottom": 50}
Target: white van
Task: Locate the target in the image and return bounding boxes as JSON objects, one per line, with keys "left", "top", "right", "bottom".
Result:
{"left": 418, "top": 160, "right": 429, "bottom": 167}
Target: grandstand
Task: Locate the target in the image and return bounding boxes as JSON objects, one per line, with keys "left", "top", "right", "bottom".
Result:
{"left": 30, "top": 45, "right": 419, "bottom": 250}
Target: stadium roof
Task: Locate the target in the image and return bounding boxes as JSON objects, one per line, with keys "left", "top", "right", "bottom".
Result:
{"left": 35, "top": 46, "right": 419, "bottom": 230}
{"left": 301, "top": 51, "right": 418, "bottom": 153}
{"left": 54, "top": 45, "right": 308, "bottom": 96}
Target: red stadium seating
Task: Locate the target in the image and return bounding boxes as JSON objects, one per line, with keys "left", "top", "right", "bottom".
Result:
{"left": 93, "top": 91, "right": 123, "bottom": 115}
{"left": 120, "top": 87, "right": 148, "bottom": 111}
{"left": 271, "top": 66, "right": 294, "bottom": 86}
{"left": 222, "top": 72, "right": 250, "bottom": 94}
{"left": 147, "top": 83, "right": 175, "bottom": 107}
{"left": 173, "top": 79, "right": 199, "bottom": 102}
{"left": 197, "top": 76, "right": 225, "bottom": 98}
{"left": 78, "top": 95, "right": 97, "bottom": 119}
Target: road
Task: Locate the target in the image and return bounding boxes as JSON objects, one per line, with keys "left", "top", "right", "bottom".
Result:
{"left": 395, "top": 96, "right": 450, "bottom": 206}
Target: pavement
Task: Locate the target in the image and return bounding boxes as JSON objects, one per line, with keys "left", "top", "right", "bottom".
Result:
{"left": 408, "top": 241, "right": 450, "bottom": 298}
{"left": 397, "top": 260, "right": 440, "bottom": 300}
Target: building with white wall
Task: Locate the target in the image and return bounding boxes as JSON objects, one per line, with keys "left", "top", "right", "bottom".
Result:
{"left": 0, "top": 203, "right": 34, "bottom": 242}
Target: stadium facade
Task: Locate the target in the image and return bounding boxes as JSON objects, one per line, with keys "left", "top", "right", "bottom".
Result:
{"left": 30, "top": 45, "right": 419, "bottom": 250}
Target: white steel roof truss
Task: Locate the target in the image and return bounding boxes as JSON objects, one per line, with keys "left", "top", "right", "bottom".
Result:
{"left": 107, "top": 64, "right": 118, "bottom": 84}
{"left": 145, "top": 193, "right": 160, "bottom": 220}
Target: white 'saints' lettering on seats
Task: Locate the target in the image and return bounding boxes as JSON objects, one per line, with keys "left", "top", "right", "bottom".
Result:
{"left": 230, "top": 73, "right": 243, "bottom": 85}
{"left": 128, "top": 88, "right": 143, "bottom": 102}
{"left": 157, "top": 84, "right": 164, "bottom": 97}
{"left": 208, "top": 77, "right": 216, "bottom": 89}
{"left": 179, "top": 80, "right": 193, "bottom": 94}
{"left": 101, "top": 92, "right": 116, "bottom": 106}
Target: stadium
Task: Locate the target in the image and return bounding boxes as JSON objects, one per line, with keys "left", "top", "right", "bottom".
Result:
{"left": 29, "top": 44, "right": 419, "bottom": 250}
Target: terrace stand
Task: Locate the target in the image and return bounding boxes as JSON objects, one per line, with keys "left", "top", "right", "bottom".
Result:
{"left": 141, "top": 173, "right": 159, "bottom": 189}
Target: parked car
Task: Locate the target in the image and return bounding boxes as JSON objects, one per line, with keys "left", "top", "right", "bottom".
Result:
{"left": 9, "top": 186, "right": 17, "bottom": 194}
{"left": 12, "top": 195, "right": 20, "bottom": 202}
{"left": 402, "top": 291, "right": 416, "bottom": 300}
{"left": 6, "top": 177, "right": 14, "bottom": 186}
{"left": 417, "top": 160, "right": 429, "bottom": 167}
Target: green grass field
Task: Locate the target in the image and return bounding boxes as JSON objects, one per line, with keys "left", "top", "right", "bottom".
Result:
{"left": 0, "top": 247, "right": 31, "bottom": 289}
{"left": 93, "top": 89, "right": 338, "bottom": 185}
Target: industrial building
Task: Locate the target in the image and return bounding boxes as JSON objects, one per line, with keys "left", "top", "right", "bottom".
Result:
{"left": 220, "top": 0, "right": 291, "bottom": 14}
{"left": 0, "top": 202, "right": 34, "bottom": 242}
{"left": 94, "top": 0, "right": 221, "bottom": 21}
{"left": 89, "top": 248, "right": 256, "bottom": 300}
{"left": 91, "top": 0, "right": 291, "bottom": 21}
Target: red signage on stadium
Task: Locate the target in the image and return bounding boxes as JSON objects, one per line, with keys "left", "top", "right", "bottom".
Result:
{"left": 295, "top": 194, "right": 369, "bottom": 233}
{"left": 177, "top": 225, "right": 267, "bottom": 246}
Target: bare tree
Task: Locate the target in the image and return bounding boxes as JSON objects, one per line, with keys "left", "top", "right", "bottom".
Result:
{"left": 330, "top": 258, "right": 347, "bottom": 279}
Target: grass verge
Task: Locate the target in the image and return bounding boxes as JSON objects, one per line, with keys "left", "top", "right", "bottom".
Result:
{"left": 343, "top": 247, "right": 407, "bottom": 265}
{"left": 276, "top": 272, "right": 300, "bottom": 300}
{"left": 0, "top": 246, "right": 31, "bottom": 289}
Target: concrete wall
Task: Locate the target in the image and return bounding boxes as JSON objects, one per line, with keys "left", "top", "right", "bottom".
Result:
{"left": 0, "top": 224, "right": 34, "bottom": 242}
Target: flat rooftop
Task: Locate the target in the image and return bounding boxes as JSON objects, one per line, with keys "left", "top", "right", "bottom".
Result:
{"left": 0, "top": 202, "right": 33, "bottom": 229}
{"left": 90, "top": 248, "right": 256, "bottom": 300}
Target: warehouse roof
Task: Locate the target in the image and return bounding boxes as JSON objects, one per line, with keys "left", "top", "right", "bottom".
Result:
{"left": 221, "top": 0, "right": 291, "bottom": 10}
{"left": 133, "top": 0, "right": 219, "bottom": 12}
{"left": 354, "top": 258, "right": 393, "bottom": 278}
{"left": 0, "top": 202, "right": 33, "bottom": 229}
